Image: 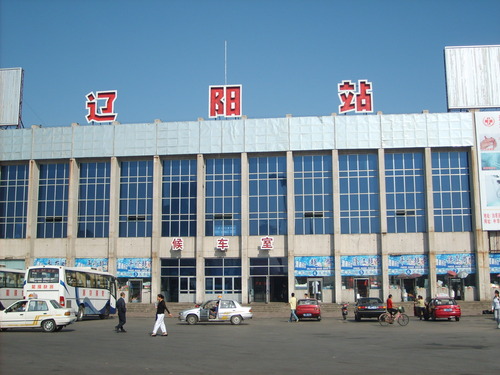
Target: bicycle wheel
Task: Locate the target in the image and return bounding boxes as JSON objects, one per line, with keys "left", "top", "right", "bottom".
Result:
{"left": 397, "top": 313, "right": 409, "bottom": 326}
{"left": 379, "top": 313, "right": 390, "bottom": 326}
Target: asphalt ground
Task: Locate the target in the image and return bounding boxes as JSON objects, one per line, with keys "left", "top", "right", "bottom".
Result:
{"left": 1, "top": 314, "right": 499, "bottom": 375}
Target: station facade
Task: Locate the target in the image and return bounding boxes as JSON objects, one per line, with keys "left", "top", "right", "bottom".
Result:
{"left": 1, "top": 111, "right": 500, "bottom": 304}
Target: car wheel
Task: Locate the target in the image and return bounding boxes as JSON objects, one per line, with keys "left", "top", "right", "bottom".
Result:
{"left": 186, "top": 314, "right": 198, "bottom": 325}
{"left": 77, "top": 306, "right": 85, "bottom": 321}
{"left": 355, "top": 314, "right": 361, "bottom": 322}
{"left": 42, "top": 319, "right": 56, "bottom": 332}
{"left": 317, "top": 316, "right": 321, "bottom": 321}
{"left": 230, "top": 315, "right": 242, "bottom": 325}
{"left": 455, "top": 317, "right": 460, "bottom": 322}
{"left": 431, "top": 313, "right": 436, "bottom": 321}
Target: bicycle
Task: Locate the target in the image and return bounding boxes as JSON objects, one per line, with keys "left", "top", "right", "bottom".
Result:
{"left": 378, "top": 306, "right": 409, "bottom": 326}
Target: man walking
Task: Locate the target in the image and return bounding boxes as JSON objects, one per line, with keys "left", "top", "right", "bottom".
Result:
{"left": 289, "top": 292, "right": 299, "bottom": 322}
{"left": 492, "top": 290, "right": 500, "bottom": 329}
{"left": 115, "top": 292, "right": 127, "bottom": 333}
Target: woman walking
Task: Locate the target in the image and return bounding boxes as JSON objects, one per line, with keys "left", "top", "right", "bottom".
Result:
{"left": 151, "top": 294, "right": 173, "bottom": 336}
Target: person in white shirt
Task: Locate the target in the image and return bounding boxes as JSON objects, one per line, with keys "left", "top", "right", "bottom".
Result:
{"left": 492, "top": 290, "right": 500, "bottom": 329}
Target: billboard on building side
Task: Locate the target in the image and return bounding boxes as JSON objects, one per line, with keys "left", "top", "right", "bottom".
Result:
{"left": 475, "top": 111, "right": 500, "bottom": 230}
{"left": 0, "top": 68, "right": 24, "bottom": 127}
{"left": 445, "top": 45, "right": 500, "bottom": 110}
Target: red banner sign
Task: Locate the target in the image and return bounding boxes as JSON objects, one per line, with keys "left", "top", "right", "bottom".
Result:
{"left": 209, "top": 85, "right": 242, "bottom": 118}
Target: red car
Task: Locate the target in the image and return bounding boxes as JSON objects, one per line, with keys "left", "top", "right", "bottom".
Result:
{"left": 296, "top": 298, "right": 321, "bottom": 321}
{"left": 424, "top": 297, "right": 461, "bottom": 321}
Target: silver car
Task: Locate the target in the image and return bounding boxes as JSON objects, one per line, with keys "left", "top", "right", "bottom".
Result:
{"left": 179, "top": 299, "right": 253, "bottom": 325}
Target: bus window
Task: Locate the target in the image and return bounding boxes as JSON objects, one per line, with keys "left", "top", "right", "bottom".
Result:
{"left": 28, "top": 268, "right": 59, "bottom": 283}
{"left": 66, "top": 270, "right": 77, "bottom": 287}
{"left": 76, "top": 272, "right": 86, "bottom": 287}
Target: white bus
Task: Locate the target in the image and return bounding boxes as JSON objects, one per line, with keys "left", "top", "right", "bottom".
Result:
{"left": 24, "top": 266, "right": 117, "bottom": 320}
{"left": 0, "top": 267, "right": 25, "bottom": 309}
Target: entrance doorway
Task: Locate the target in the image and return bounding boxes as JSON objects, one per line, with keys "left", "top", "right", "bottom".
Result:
{"left": 252, "top": 277, "right": 267, "bottom": 302}
{"left": 128, "top": 279, "right": 142, "bottom": 303}
{"left": 308, "top": 278, "right": 323, "bottom": 301}
{"left": 354, "top": 278, "right": 369, "bottom": 300}
{"left": 162, "top": 277, "right": 179, "bottom": 302}
{"left": 250, "top": 276, "right": 288, "bottom": 303}
{"left": 449, "top": 278, "right": 464, "bottom": 300}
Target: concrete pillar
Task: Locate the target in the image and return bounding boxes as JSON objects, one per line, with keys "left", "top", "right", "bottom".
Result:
{"left": 332, "top": 150, "right": 342, "bottom": 303}
{"left": 26, "top": 160, "right": 40, "bottom": 266}
{"left": 378, "top": 149, "right": 389, "bottom": 300}
{"left": 66, "top": 158, "right": 79, "bottom": 266}
{"left": 150, "top": 155, "right": 162, "bottom": 303}
{"left": 286, "top": 151, "right": 295, "bottom": 297}
{"left": 108, "top": 157, "right": 120, "bottom": 275}
{"left": 424, "top": 148, "right": 437, "bottom": 299}
{"left": 240, "top": 153, "right": 249, "bottom": 303}
{"left": 195, "top": 154, "right": 205, "bottom": 303}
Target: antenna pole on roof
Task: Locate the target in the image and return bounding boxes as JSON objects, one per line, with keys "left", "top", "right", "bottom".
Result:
{"left": 224, "top": 40, "right": 227, "bottom": 86}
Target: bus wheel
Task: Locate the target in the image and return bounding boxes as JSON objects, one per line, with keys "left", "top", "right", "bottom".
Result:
{"left": 99, "top": 305, "right": 110, "bottom": 319}
{"left": 42, "top": 319, "right": 56, "bottom": 332}
{"left": 77, "top": 306, "right": 85, "bottom": 321}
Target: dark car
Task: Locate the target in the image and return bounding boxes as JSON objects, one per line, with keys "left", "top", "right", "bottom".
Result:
{"left": 424, "top": 297, "right": 461, "bottom": 321}
{"left": 296, "top": 299, "right": 321, "bottom": 321}
{"left": 354, "top": 297, "right": 386, "bottom": 321}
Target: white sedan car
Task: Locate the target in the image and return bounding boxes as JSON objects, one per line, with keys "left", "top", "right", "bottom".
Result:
{"left": 179, "top": 299, "right": 253, "bottom": 325}
{"left": 0, "top": 299, "right": 77, "bottom": 332}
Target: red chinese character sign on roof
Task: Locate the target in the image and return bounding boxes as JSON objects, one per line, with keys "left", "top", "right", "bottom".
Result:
{"left": 171, "top": 238, "right": 184, "bottom": 251}
{"left": 86, "top": 90, "right": 118, "bottom": 123}
{"left": 216, "top": 237, "right": 229, "bottom": 252}
{"left": 260, "top": 236, "right": 274, "bottom": 250}
{"left": 209, "top": 85, "right": 242, "bottom": 118}
{"left": 338, "top": 80, "right": 373, "bottom": 114}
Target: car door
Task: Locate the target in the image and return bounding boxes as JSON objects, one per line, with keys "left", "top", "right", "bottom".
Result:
{"left": 1, "top": 301, "right": 28, "bottom": 327}
{"left": 218, "top": 300, "right": 236, "bottom": 321}
{"left": 25, "top": 300, "right": 50, "bottom": 328}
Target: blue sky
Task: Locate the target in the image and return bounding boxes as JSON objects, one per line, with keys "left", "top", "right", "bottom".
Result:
{"left": 1, "top": 0, "right": 499, "bottom": 127}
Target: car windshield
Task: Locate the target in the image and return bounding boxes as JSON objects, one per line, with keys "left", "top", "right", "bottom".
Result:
{"left": 434, "top": 299, "right": 456, "bottom": 305}
{"left": 358, "top": 298, "right": 383, "bottom": 305}
{"left": 298, "top": 299, "right": 318, "bottom": 306}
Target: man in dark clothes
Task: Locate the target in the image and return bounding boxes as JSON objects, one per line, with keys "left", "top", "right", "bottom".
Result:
{"left": 115, "top": 292, "right": 127, "bottom": 333}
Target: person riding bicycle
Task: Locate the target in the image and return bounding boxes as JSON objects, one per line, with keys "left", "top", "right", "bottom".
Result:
{"left": 387, "top": 294, "right": 398, "bottom": 317}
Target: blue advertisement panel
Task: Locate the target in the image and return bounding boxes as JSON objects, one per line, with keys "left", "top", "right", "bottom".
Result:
{"left": 435, "top": 253, "right": 476, "bottom": 274}
{"left": 34, "top": 258, "right": 66, "bottom": 266}
{"left": 75, "top": 258, "right": 109, "bottom": 272}
{"left": 490, "top": 253, "right": 500, "bottom": 274}
{"left": 388, "top": 255, "right": 428, "bottom": 276}
{"left": 116, "top": 258, "right": 151, "bottom": 278}
{"left": 341, "top": 255, "right": 380, "bottom": 276}
{"left": 294, "top": 256, "right": 334, "bottom": 277}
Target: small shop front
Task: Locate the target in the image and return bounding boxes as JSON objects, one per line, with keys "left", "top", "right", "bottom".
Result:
{"left": 116, "top": 258, "right": 152, "bottom": 303}
{"left": 340, "top": 255, "right": 381, "bottom": 302}
{"left": 294, "top": 256, "right": 334, "bottom": 302}
{"left": 388, "top": 254, "right": 428, "bottom": 302}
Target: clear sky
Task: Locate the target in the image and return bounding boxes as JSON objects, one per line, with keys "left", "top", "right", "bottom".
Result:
{"left": 1, "top": 0, "right": 499, "bottom": 128}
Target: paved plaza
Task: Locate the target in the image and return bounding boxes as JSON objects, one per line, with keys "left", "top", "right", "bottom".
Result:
{"left": 1, "top": 315, "right": 499, "bottom": 375}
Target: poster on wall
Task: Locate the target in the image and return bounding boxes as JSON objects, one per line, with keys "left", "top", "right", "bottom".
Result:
{"left": 294, "top": 256, "right": 334, "bottom": 276}
{"left": 388, "top": 255, "right": 428, "bottom": 276}
{"left": 490, "top": 253, "right": 500, "bottom": 274}
{"left": 34, "top": 258, "right": 66, "bottom": 266}
{"left": 475, "top": 111, "right": 500, "bottom": 230}
{"left": 435, "top": 253, "right": 476, "bottom": 275}
{"left": 116, "top": 258, "right": 151, "bottom": 278}
{"left": 341, "top": 255, "right": 380, "bottom": 276}
{"left": 75, "top": 258, "right": 108, "bottom": 272}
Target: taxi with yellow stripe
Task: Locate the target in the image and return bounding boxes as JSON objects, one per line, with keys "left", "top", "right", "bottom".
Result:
{"left": 0, "top": 298, "right": 77, "bottom": 332}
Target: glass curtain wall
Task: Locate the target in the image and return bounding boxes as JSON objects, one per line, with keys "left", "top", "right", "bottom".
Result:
{"left": 0, "top": 164, "right": 29, "bottom": 239}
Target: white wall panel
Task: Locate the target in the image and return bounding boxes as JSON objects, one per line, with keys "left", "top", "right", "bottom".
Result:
{"left": 289, "top": 116, "right": 335, "bottom": 151}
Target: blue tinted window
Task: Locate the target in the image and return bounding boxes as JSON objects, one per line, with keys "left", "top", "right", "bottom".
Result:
{"left": 119, "top": 160, "right": 153, "bottom": 237}
{"left": 249, "top": 156, "right": 287, "bottom": 235}
{"left": 432, "top": 151, "right": 471, "bottom": 232}
{"left": 37, "top": 163, "right": 69, "bottom": 238}
{"left": 294, "top": 155, "right": 333, "bottom": 234}
{"left": 0, "top": 165, "right": 29, "bottom": 238}
{"left": 78, "top": 162, "right": 110, "bottom": 238}
{"left": 385, "top": 153, "right": 425, "bottom": 233}
{"left": 205, "top": 158, "right": 241, "bottom": 236}
{"left": 205, "top": 258, "right": 241, "bottom": 294}
{"left": 162, "top": 159, "right": 197, "bottom": 237}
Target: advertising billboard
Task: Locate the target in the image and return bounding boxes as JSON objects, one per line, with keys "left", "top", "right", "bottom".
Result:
{"left": 445, "top": 45, "right": 500, "bottom": 110}
{"left": 0, "top": 68, "right": 23, "bottom": 127}
{"left": 475, "top": 111, "right": 500, "bottom": 230}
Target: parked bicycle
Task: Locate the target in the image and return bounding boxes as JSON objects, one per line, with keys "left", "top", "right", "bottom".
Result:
{"left": 378, "top": 306, "right": 409, "bottom": 326}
